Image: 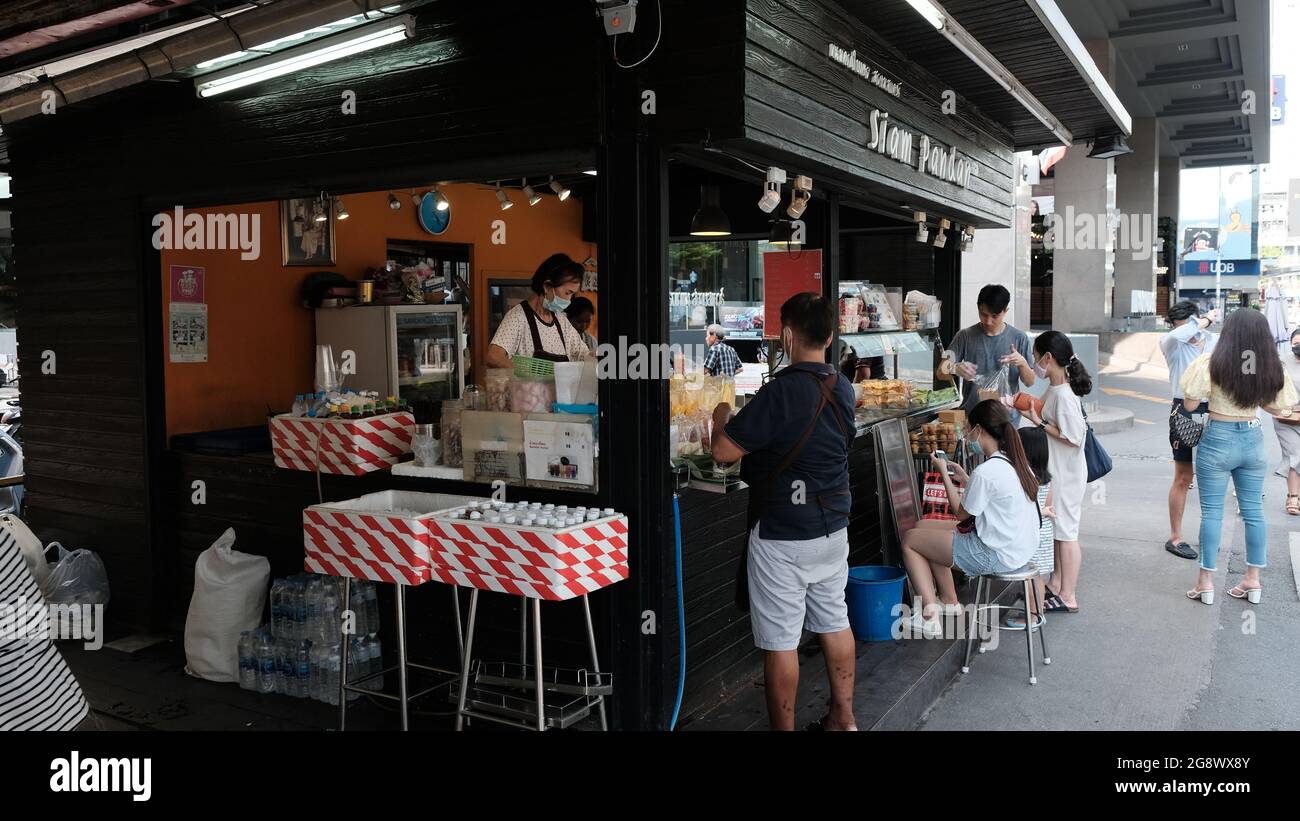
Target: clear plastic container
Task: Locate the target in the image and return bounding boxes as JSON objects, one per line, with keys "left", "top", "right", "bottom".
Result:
{"left": 486, "top": 368, "right": 513, "bottom": 412}
{"left": 440, "top": 399, "right": 463, "bottom": 467}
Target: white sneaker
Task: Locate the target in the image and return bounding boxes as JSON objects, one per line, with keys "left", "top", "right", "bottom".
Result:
{"left": 908, "top": 612, "right": 944, "bottom": 638}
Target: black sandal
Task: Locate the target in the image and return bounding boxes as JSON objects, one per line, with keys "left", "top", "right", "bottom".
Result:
{"left": 1043, "top": 593, "right": 1078, "bottom": 613}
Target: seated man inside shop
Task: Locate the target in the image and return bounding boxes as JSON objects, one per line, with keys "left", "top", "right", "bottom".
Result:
{"left": 938, "top": 284, "right": 1035, "bottom": 422}
{"left": 710, "top": 293, "right": 857, "bottom": 731}
{"left": 487, "top": 253, "right": 593, "bottom": 368}
{"left": 565, "top": 296, "right": 599, "bottom": 354}
{"left": 703, "top": 324, "right": 743, "bottom": 377}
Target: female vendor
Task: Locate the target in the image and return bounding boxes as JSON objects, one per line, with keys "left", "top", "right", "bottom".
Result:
{"left": 487, "top": 253, "right": 593, "bottom": 368}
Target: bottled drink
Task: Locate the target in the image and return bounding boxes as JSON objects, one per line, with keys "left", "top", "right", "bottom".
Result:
{"left": 292, "top": 394, "right": 306, "bottom": 417}
{"left": 238, "top": 631, "right": 257, "bottom": 691}
{"left": 293, "top": 581, "right": 307, "bottom": 641}
{"left": 370, "top": 635, "right": 383, "bottom": 690}
{"left": 275, "top": 638, "right": 291, "bottom": 695}
{"left": 363, "top": 582, "right": 379, "bottom": 638}
{"left": 294, "top": 641, "right": 311, "bottom": 698}
{"left": 257, "top": 633, "right": 276, "bottom": 695}
{"left": 308, "top": 643, "right": 322, "bottom": 702}
{"left": 324, "top": 649, "right": 340, "bottom": 706}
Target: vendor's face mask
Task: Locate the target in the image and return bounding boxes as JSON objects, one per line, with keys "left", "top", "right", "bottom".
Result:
{"left": 543, "top": 283, "right": 571, "bottom": 313}
{"left": 1292, "top": 343, "right": 1300, "bottom": 359}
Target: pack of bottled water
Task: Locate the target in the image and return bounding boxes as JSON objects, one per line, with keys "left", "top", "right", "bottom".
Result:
{"left": 237, "top": 574, "right": 383, "bottom": 705}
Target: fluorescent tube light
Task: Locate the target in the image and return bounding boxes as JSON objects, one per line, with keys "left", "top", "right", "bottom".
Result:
{"left": 904, "top": 0, "right": 1073, "bottom": 145}
{"left": 905, "top": 0, "right": 946, "bottom": 30}
{"left": 195, "top": 16, "right": 414, "bottom": 98}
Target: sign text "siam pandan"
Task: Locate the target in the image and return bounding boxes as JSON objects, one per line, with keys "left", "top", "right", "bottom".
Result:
{"left": 867, "top": 109, "right": 976, "bottom": 189}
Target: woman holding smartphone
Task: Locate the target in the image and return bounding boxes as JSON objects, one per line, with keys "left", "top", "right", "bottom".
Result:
{"left": 900, "top": 400, "right": 1041, "bottom": 637}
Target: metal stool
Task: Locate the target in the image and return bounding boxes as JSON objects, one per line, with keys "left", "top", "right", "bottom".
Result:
{"left": 962, "top": 562, "right": 1050, "bottom": 685}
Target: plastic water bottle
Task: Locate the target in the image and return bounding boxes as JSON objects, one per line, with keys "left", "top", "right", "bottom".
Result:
{"left": 320, "top": 591, "right": 339, "bottom": 643}
{"left": 276, "top": 638, "right": 292, "bottom": 695}
{"left": 313, "top": 391, "right": 328, "bottom": 416}
{"left": 345, "top": 637, "right": 362, "bottom": 701}
{"left": 293, "top": 581, "right": 307, "bottom": 641}
{"left": 257, "top": 633, "right": 276, "bottom": 694}
{"left": 363, "top": 583, "right": 380, "bottom": 638}
{"left": 324, "top": 649, "right": 341, "bottom": 706}
{"left": 294, "top": 641, "right": 311, "bottom": 698}
{"left": 269, "top": 580, "right": 284, "bottom": 638}
{"left": 370, "top": 635, "right": 384, "bottom": 690}
{"left": 292, "top": 394, "right": 306, "bottom": 417}
{"left": 238, "top": 631, "right": 257, "bottom": 691}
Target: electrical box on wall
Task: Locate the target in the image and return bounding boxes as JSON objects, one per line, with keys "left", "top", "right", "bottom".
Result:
{"left": 596, "top": 1, "right": 638, "bottom": 35}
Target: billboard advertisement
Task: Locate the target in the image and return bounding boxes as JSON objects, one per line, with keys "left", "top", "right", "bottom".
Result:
{"left": 1178, "top": 165, "right": 1258, "bottom": 277}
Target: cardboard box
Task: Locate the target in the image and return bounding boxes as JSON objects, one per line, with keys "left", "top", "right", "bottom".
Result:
{"left": 937, "top": 409, "right": 966, "bottom": 426}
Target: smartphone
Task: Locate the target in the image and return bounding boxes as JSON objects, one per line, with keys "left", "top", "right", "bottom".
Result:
{"left": 932, "top": 449, "right": 947, "bottom": 461}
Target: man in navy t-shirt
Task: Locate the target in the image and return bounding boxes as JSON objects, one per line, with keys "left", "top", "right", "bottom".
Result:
{"left": 711, "top": 292, "right": 857, "bottom": 731}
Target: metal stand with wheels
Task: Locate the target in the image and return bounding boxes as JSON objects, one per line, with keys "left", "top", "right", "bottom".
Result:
{"left": 454, "top": 589, "right": 611, "bottom": 731}
{"left": 337, "top": 580, "right": 466, "bottom": 731}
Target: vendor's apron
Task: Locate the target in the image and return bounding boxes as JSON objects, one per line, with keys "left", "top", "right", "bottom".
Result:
{"left": 520, "top": 300, "right": 571, "bottom": 363}
{"left": 736, "top": 369, "right": 852, "bottom": 611}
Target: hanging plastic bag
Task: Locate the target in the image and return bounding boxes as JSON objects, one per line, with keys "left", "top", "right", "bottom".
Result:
{"left": 975, "top": 365, "right": 1011, "bottom": 403}
{"left": 183, "top": 528, "right": 269, "bottom": 683}
{"left": 40, "top": 543, "right": 110, "bottom": 606}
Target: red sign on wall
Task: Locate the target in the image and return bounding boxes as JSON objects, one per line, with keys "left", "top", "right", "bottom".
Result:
{"left": 762, "top": 250, "right": 822, "bottom": 339}
{"left": 169, "top": 265, "right": 205, "bottom": 304}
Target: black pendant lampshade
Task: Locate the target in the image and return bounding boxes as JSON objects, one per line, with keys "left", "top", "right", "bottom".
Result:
{"left": 689, "top": 185, "right": 731, "bottom": 236}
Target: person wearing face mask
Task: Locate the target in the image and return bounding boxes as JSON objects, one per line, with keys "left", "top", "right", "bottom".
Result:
{"left": 487, "top": 253, "right": 593, "bottom": 368}
{"left": 1159, "top": 300, "right": 1220, "bottom": 560}
{"left": 1271, "top": 328, "right": 1300, "bottom": 515}
{"left": 710, "top": 293, "right": 857, "bottom": 731}
{"left": 938, "top": 285, "right": 1035, "bottom": 422}
{"left": 1021, "top": 331, "right": 1091, "bottom": 615}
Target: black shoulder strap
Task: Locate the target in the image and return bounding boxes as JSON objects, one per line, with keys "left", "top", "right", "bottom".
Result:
{"left": 521, "top": 300, "right": 567, "bottom": 354}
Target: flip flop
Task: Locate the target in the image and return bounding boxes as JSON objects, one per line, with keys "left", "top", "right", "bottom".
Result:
{"left": 1043, "top": 593, "right": 1078, "bottom": 613}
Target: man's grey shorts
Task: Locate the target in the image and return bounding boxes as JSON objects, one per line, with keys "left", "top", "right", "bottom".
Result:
{"left": 747, "top": 524, "right": 850, "bottom": 651}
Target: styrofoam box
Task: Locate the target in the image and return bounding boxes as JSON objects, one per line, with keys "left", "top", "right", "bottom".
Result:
{"left": 302, "top": 491, "right": 481, "bottom": 585}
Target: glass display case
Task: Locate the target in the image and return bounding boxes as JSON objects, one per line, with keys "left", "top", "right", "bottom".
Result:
{"left": 315, "top": 304, "right": 466, "bottom": 416}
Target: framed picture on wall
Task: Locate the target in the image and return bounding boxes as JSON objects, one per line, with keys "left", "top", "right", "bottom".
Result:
{"left": 281, "top": 197, "right": 336, "bottom": 266}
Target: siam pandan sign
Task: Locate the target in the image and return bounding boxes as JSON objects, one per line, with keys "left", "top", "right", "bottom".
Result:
{"left": 867, "top": 109, "right": 976, "bottom": 189}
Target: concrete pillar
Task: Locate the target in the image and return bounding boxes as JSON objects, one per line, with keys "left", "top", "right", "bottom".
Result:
{"left": 1113, "top": 117, "right": 1159, "bottom": 317}
{"left": 1158, "top": 156, "right": 1180, "bottom": 227}
{"left": 960, "top": 152, "right": 1033, "bottom": 330}
{"left": 1050, "top": 38, "right": 1118, "bottom": 333}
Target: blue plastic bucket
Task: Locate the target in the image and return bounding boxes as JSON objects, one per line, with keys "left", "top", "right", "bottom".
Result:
{"left": 845, "top": 565, "right": 907, "bottom": 641}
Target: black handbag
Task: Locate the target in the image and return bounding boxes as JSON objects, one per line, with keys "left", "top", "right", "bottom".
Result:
{"left": 1081, "top": 406, "right": 1113, "bottom": 483}
{"left": 1169, "top": 404, "right": 1205, "bottom": 448}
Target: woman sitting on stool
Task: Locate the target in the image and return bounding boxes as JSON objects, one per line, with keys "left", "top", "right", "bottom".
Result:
{"left": 900, "top": 399, "right": 1042, "bottom": 637}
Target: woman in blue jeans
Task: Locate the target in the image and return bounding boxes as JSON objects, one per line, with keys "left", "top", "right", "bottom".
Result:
{"left": 1180, "top": 309, "right": 1298, "bottom": 604}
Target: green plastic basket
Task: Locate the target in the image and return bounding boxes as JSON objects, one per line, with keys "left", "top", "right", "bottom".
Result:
{"left": 513, "top": 355, "right": 555, "bottom": 378}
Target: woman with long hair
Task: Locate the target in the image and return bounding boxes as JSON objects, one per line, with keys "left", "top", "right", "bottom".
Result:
{"left": 1022, "top": 331, "right": 1090, "bottom": 614}
{"left": 900, "top": 400, "right": 1042, "bottom": 637}
{"left": 1181, "top": 309, "right": 1297, "bottom": 604}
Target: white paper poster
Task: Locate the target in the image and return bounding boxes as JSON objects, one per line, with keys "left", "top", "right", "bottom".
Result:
{"left": 523, "top": 419, "right": 594, "bottom": 486}
{"left": 169, "top": 302, "right": 209, "bottom": 363}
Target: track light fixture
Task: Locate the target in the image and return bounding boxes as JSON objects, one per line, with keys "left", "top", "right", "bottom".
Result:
{"left": 335, "top": 197, "right": 349, "bottom": 220}
{"left": 913, "top": 210, "right": 929, "bottom": 243}
{"left": 432, "top": 186, "right": 450, "bottom": 211}
{"left": 933, "top": 218, "right": 950, "bottom": 248}
{"left": 758, "top": 166, "right": 786, "bottom": 213}
{"left": 522, "top": 178, "right": 541, "bottom": 206}
{"left": 549, "top": 176, "right": 571, "bottom": 201}
{"left": 410, "top": 191, "right": 422, "bottom": 207}
{"left": 388, "top": 192, "right": 402, "bottom": 210}
{"left": 961, "top": 226, "right": 974, "bottom": 251}
{"left": 495, "top": 182, "right": 514, "bottom": 210}
{"left": 314, "top": 192, "right": 329, "bottom": 223}
{"left": 786, "top": 174, "right": 812, "bottom": 219}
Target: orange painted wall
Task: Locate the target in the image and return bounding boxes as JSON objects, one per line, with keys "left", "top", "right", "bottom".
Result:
{"left": 161, "top": 183, "right": 594, "bottom": 437}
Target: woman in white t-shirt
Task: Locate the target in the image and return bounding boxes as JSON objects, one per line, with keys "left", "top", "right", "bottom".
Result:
{"left": 487, "top": 253, "right": 593, "bottom": 367}
{"left": 901, "top": 399, "right": 1042, "bottom": 637}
